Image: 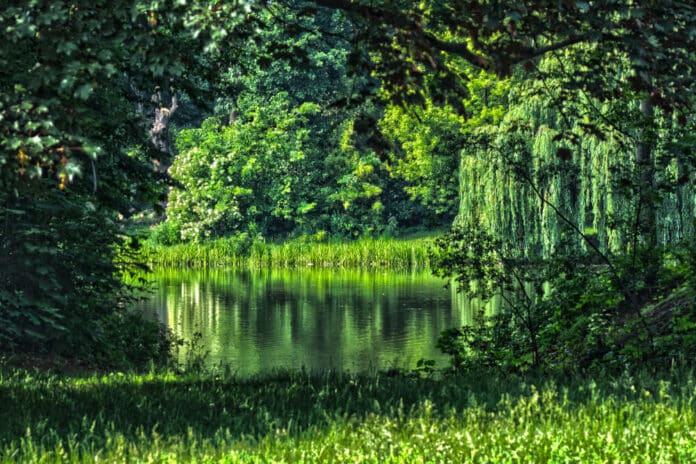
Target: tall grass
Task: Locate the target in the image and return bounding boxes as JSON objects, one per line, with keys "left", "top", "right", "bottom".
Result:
{"left": 144, "top": 237, "right": 434, "bottom": 270}
{"left": 2, "top": 367, "right": 696, "bottom": 462}
{"left": 143, "top": 239, "right": 249, "bottom": 268}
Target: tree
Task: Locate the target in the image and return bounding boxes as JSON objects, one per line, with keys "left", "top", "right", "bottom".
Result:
{"left": 3, "top": 0, "right": 694, "bottom": 367}
{"left": 273, "top": 0, "right": 694, "bottom": 370}
{"left": 168, "top": 96, "right": 327, "bottom": 241}
{"left": 0, "top": 0, "right": 213, "bottom": 364}
{"left": 298, "top": 1, "right": 695, "bottom": 108}
{"left": 160, "top": 5, "right": 441, "bottom": 242}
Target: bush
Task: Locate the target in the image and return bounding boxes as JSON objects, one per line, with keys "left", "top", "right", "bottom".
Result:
{"left": 0, "top": 188, "right": 175, "bottom": 371}
{"left": 433, "top": 223, "right": 696, "bottom": 374}
{"left": 149, "top": 221, "right": 182, "bottom": 246}
{"left": 95, "top": 310, "right": 175, "bottom": 370}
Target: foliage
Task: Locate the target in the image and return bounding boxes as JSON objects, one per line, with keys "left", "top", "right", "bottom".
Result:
{"left": 380, "top": 103, "right": 462, "bottom": 221}
{"left": 449, "top": 69, "right": 695, "bottom": 258}
{"left": 0, "top": 189, "right": 117, "bottom": 350}
{"left": 0, "top": 0, "right": 213, "bottom": 189}
{"left": 2, "top": 367, "right": 696, "bottom": 462}
{"left": 301, "top": 0, "right": 696, "bottom": 117}
{"left": 0, "top": 0, "right": 210, "bottom": 365}
{"left": 0, "top": 188, "right": 173, "bottom": 368}
{"left": 380, "top": 69, "right": 510, "bottom": 223}
{"left": 432, "top": 222, "right": 696, "bottom": 373}
{"left": 161, "top": 6, "right": 444, "bottom": 243}
{"left": 167, "top": 96, "right": 411, "bottom": 241}
{"left": 3, "top": 0, "right": 695, "bottom": 370}
{"left": 420, "top": 38, "right": 694, "bottom": 372}
{"left": 97, "top": 310, "right": 176, "bottom": 370}
{"left": 169, "top": 96, "right": 316, "bottom": 241}
{"left": 432, "top": 225, "right": 549, "bottom": 370}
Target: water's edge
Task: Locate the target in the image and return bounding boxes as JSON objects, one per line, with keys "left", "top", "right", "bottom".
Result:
{"left": 135, "top": 268, "right": 495, "bottom": 376}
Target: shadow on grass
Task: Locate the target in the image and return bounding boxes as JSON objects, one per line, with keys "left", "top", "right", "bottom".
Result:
{"left": 0, "top": 366, "right": 692, "bottom": 448}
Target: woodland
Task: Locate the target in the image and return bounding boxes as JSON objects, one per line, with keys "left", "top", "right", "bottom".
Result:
{"left": 1, "top": 0, "right": 694, "bottom": 371}
{"left": 0, "top": 1, "right": 696, "bottom": 460}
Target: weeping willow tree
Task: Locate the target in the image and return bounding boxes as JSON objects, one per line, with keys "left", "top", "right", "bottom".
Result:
{"left": 429, "top": 66, "right": 695, "bottom": 371}
{"left": 380, "top": 28, "right": 696, "bottom": 371}
{"left": 382, "top": 51, "right": 694, "bottom": 260}
{"left": 456, "top": 74, "right": 695, "bottom": 259}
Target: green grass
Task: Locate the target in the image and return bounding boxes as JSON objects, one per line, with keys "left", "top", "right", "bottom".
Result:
{"left": 2, "top": 366, "right": 696, "bottom": 462}
{"left": 143, "top": 237, "right": 434, "bottom": 270}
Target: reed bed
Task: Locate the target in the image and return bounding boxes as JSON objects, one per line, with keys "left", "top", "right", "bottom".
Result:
{"left": 144, "top": 237, "right": 434, "bottom": 270}
{"left": 143, "top": 240, "right": 248, "bottom": 268}
{"left": 1, "top": 367, "right": 695, "bottom": 463}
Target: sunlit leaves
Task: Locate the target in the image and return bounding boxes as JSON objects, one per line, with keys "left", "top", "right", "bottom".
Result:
{"left": 296, "top": 0, "right": 696, "bottom": 115}
{"left": 168, "top": 95, "right": 315, "bottom": 241}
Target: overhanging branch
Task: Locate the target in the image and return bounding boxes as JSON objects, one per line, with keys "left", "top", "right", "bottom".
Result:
{"left": 307, "top": 0, "right": 604, "bottom": 74}
{"left": 309, "top": 0, "right": 492, "bottom": 70}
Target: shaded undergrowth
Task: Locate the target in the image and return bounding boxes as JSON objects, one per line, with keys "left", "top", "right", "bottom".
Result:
{"left": 2, "top": 366, "right": 696, "bottom": 462}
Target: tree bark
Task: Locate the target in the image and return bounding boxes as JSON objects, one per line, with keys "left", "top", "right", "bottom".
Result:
{"left": 634, "top": 96, "right": 658, "bottom": 294}
{"left": 635, "top": 97, "right": 657, "bottom": 248}
{"left": 150, "top": 88, "right": 179, "bottom": 173}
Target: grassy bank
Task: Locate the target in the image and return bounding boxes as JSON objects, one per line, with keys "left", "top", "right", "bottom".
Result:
{"left": 2, "top": 366, "right": 696, "bottom": 462}
{"left": 143, "top": 236, "right": 434, "bottom": 270}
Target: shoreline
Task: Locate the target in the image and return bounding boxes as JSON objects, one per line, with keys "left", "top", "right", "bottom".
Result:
{"left": 140, "top": 236, "right": 436, "bottom": 270}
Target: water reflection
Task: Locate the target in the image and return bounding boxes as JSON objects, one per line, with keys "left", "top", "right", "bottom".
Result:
{"left": 135, "top": 268, "right": 494, "bottom": 376}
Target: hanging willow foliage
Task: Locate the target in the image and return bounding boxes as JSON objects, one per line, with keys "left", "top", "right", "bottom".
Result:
{"left": 456, "top": 83, "right": 695, "bottom": 258}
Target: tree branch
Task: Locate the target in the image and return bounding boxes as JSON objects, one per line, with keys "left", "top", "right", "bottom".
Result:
{"left": 511, "top": 32, "right": 599, "bottom": 65}
{"left": 309, "top": 0, "right": 492, "bottom": 69}
{"left": 308, "top": 0, "right": 602, "bottom": 73}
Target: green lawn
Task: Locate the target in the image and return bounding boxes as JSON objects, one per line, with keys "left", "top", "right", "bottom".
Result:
{"left": 2, "top": 367, "right": 695, "bottom": 462}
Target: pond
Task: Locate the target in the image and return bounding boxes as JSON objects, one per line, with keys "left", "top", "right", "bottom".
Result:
{"left": 135, "top": 268, "right": 491, "bottom": 376}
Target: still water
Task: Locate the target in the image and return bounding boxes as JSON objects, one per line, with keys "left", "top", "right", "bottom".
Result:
{"left": 136, "top": 268, "right": 487, "bottom": 375}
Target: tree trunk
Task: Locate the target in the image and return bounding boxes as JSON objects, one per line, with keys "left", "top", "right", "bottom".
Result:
{"left": 634, "top": 96, "right": 658, "bottom": 290}
{"left": 150, "top": 87, "right": 179, "bottom": 173}
{"left": 635, "top": 98, "right": 656, "bottom": 245}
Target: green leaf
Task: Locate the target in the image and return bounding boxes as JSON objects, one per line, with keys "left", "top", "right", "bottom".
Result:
{"left": 74, "top": 83, "right": 93, "bottom": 100}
